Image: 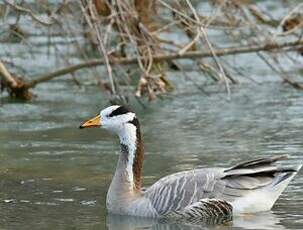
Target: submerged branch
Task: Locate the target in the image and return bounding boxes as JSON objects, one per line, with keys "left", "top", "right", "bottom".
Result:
{"left": 0, "top": 61, "right": 18, "bottom": 87}
{"left": 27, "top": 40, "right": 303, "bottom": 88}
{"left": 0, "top": 61, "right": 32, "bottom": 100}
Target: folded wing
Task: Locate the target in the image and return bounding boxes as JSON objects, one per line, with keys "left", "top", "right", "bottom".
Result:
{"left": 144, "top": 155, "right": 301, "bottom": 216}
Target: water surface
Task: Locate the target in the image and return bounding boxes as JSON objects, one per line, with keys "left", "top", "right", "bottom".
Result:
{"left": 0, "top": 81, "right": 302, "bottom": 229}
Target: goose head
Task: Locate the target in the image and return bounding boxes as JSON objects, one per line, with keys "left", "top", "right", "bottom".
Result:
{"left": 79, "top": 105, "right": 137, "bottom": 134}
{"left": 79, "top": 105, "right": 144, "bottom": 192}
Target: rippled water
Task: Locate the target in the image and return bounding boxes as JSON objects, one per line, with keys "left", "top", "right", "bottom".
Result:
{"left": 0, "top": 80, "right": 303, "bottom": 229}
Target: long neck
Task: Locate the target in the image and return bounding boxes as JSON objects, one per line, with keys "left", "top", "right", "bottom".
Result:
{"left": 112, "top": 118, "right": 144, "bottom": 193}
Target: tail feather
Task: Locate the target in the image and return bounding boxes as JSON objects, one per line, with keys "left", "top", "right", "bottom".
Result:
{"left": 272, "top": 163, "right": 302, "bottom": 187}
{"left": 226, "top": 155, "right": 289, "bottom": 171}
{"left": 222, "top": 155, "right": 302, "bottom": 213}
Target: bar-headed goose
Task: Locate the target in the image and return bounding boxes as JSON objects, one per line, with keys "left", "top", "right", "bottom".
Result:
{"left": 79, "top": 105, "right": 302, "bottom": 218}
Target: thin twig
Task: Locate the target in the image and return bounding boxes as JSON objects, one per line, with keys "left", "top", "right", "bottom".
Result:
{"left": 4, "top": 0, "right": 56, "bottom": 26}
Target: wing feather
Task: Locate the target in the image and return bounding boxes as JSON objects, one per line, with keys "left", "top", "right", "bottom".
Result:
{"left": 144, "top": 155, "right": 300, "bottom": 216}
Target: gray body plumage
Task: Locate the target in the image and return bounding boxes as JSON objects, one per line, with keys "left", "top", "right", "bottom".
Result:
{"left": 143, "top": 155, "right": 300, "bottom": 217}
{"left": 108, "top": 153, "right": 301, "bottom": 218}
{"left": 144, "top": 168, "right": 231, "bottom": 216}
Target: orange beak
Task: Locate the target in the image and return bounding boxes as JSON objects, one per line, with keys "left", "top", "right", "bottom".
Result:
{"left": 79, "top": 115, "right": 102, "bottom": 129}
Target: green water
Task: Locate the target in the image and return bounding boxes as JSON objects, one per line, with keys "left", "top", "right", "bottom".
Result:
{"left": 0, "top": 81, "right": 302, "bottom": 229}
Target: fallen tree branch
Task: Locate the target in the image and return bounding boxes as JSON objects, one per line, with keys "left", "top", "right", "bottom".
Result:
{"left": 0, "top": 61, "right": 18, "bottom": 87}
{"left": 0, "top": 61, "right": 32, "bottom": 100}
{"left": 27, "top": 39, "right": 303, "bottom": 88}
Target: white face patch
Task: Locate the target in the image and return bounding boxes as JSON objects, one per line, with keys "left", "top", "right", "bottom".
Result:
{"left": 100, "top": 105, "right": 120, "bottom": 117}
{"left": 99, "top": 106, "right": 136, "bottom": 134}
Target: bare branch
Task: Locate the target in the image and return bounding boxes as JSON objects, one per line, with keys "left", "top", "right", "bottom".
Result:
{"left": 26, "top": 39, "right": 303, "bottom": 88}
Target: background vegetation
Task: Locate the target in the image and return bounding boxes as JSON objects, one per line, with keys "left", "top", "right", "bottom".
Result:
{"left": 0, "top": 0, "right": 302, "bottom": 104}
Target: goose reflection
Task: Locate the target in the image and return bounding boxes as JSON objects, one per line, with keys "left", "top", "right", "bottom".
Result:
{"left": 106, "top": 211, "right": 285, "bottom": 230}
